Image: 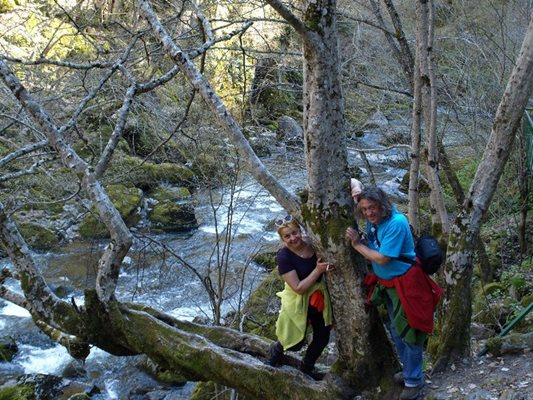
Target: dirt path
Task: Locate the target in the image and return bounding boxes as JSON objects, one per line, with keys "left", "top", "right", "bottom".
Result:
{"left": 424, "top": 351, "right": 532, "bottom": 399}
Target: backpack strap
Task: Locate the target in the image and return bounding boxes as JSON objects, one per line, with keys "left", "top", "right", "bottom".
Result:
{"left": 396, "top": 255, "right": 416, "bottom": 265}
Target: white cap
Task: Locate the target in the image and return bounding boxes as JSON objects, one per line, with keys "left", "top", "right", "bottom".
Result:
{"left": 350, "top": 178, "right": 363, "bottom": 200}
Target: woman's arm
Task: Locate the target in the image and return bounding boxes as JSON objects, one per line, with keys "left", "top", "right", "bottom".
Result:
{"left": 281, "top": 259, "right": 332, "bottom": 294}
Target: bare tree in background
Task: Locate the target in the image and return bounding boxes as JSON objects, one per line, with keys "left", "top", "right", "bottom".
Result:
{"left": 432, "top": 13, "right": 533, "bottom": 371}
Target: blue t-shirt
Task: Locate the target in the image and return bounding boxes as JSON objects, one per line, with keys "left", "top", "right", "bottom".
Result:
{"left": 366, "top": 208, "right": 416, "bottom": 280}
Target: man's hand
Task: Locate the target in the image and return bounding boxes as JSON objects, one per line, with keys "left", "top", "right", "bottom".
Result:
{"left": 345, "top": 227, "right": 361, "bottom": 247}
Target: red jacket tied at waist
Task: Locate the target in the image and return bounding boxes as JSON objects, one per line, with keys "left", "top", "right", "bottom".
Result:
{"left": 363, "top": 262, "right": 443, "bottom": 333}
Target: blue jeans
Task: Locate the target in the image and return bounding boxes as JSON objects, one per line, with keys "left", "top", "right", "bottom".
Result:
{"left": 386, "top": 297, "right": 424, "bottom": 387}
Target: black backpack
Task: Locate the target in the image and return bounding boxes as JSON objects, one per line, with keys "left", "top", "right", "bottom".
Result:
{"left": 396, "top": 234, "right": 443, "bottom": 275}
{"left": 372, "top": 225, "right": 444, "bottom": 275}
{"left": 414, "top": 234, "right": 444, "bottom": 275}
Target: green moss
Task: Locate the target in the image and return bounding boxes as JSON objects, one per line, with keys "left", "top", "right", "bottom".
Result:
{"left": 18, "top": 222, "right": 60, "bottom": 251}
{"left": 110, "top": 156, "right": 195, "bottom": 191}
{"left": 4, "top": 32, "right": 31, "bottom": 46}
{"left": 79, "top": 184, "right": 143, "bottom": 238}
{"left": 252, "top": 252, "right": 277, "bottom": 271}
{"left": 521, "top": 294, "right": 533, "bottom": 307}
{"left": 148, "top": 186, "right": 191, "bottom": 202}
{"left": 239, "top": 269, "right": 283, "bottom": 340}
{"left": 67, "top": 395, "right": 90, "bottom": 400}
{"left": 191, "top": 381, "right": 227, "bottom": 400}
{"left": 483, "top": 282, "right": 504, "bottom": 295}
{"left": 148, "top": 200, "right": 197, "bottom": 232}
{"left": 0, "top": 384, "right": 34, "bottom": 400}
{"left": 0, "top": 339, "right": 17, "bottom": 362}
{"left": 485, "top": 336, "right": 502, "bottom": 355}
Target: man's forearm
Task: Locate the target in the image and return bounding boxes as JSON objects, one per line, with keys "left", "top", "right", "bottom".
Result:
{"left": 352, "top": 243, "right": 390, "bottom": 265}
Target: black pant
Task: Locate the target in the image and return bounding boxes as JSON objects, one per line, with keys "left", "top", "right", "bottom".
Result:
{"left": 287, "top": 304, "right": 331, "bottom": 368}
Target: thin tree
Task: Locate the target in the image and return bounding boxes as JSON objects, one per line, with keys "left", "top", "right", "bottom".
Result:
{"left": 432, "top": 13, "right": 533, "bottom": 371}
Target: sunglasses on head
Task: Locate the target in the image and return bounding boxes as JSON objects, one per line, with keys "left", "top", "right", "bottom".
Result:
{"left": 275, "top": 215, "right": 293, "bottom": 227}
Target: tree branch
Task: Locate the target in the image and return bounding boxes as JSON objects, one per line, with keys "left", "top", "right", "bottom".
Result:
{"left": 0, "top": 58, "right": 133, "bottom": 305}
{"left": 0, "top": 158, "right": 49, "bottom": 183}
{"left": 137, "top": 0, "right": 301, "bottom": 216}
{"left": 0, "top": 140, "right": 49, "bottom": 168}
{"left": 264, "top": 0, "right": 307, "bottom": 36}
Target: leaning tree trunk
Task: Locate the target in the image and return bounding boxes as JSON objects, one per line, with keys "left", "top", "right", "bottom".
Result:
{"left": 433, "top": 13, "right": 533, "bottom": 372}
{"left": 438, "top": 142, "right": 493, "bottom": 283}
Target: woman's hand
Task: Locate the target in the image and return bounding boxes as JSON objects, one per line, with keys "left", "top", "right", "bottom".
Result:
{"left": 345, "top": 227, "right": 361, "bottom": 247}
{"left": 317, "top": 258, "right": 335, "bottom": 273}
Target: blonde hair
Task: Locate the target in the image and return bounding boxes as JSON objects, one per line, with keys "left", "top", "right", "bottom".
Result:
{"left": 276, "top": 219, "right": 301, "bottom": 237}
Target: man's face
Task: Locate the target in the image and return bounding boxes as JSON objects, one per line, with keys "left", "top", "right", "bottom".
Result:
{"left": 358, "top": 198, "right": 384, "bottom": 224}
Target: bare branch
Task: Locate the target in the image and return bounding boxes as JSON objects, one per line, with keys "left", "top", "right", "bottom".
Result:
{"left": 0, "top": 285, "right": 28, "bottom": 309}
{"left": 0, "top": 202, "right": 81, "bottom": 329}
{"left": 35, "top": 320, "right": 91, "bottom": 360}
{"left": 337, "top": 10, "right": 395, "bottom": 36}
{"left": 352, "top": 143, "right": 411, "bottom": 153}
{"left": 349, "top": 78, "right": 413, "bottom": 97}
{"left": 0, "top": 140, "right": 49, "bottom": 168}
{"left": 0, "top": 58, "right": 133, "bottom": 305}
{"left": 264, "top": 0, "right": 307, "bottom": 36}
{"left": 137, "top": 0, "right": 300, "bottom": 215}
{"left": 188, "top": 22, "right": 254, "bottom": 59}
{"left": 0, "top": 55, "right": 114, "bottom": 69}
{"left": 0, "top": 158, "right": 48, "bottom": 183}
{"left": 95, "top": 84, "right": 136, "bottom": 178}
{"left": 58, "top": 36, "right": 140, "bottom": 135}
{"left": 0, "top": 112, "right": 46, "bottom": 139}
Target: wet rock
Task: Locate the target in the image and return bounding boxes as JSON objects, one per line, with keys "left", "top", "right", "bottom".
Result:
{"left": 49, "top": 284, "right": 75, "bottom": 299}
{"left": 78, "top": 184, "right": 143, "bottom": 238}
{"left": 62, "top": 359, "right": 86, "bottom": 379}
{"left": 464, "top": 388, "right": 497, "bottom": 399}
{"left": 18, "top": 222, "right": 60, "bottom": 252}
{"left": 363, "top": 111, "right": 388, "bottom": 131}
{"left": 471, "top": 322, "right": 496, "bottom": 340}
{"left": 0, "top": 374, "right": 100, "bottom": 400}
{"left": 277, "top": 116, "right": 303, "bottom": 146}
{"left": 0, "top": 336, "right": 18, "bottom": 362}
{"left": 148, "top": 201, "right": 197, "bottom": 232}
{"left": 499, "top": 388, "right": 529, "bottom": 400}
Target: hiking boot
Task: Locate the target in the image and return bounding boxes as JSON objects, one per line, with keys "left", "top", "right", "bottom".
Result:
{"left": 393, "top": 371, "right": 404, "bottom": 385}
{"left": 299, "top": 362, "right": 324, "bottom": 381}
{"left": 400, "top": 383, "right": 425, "bottom": 400}
{"left": 267, "top": 341, "right": 284, "bottom": 367}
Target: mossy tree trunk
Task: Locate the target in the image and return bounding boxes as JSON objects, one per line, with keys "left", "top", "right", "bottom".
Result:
{"left": 432, "top": 14, "right": 533, "bottom": 371}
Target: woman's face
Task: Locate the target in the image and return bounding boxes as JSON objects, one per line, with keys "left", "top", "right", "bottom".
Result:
{"left": 358, "top": 198, "right": 384, "bottom": 224}
{"left": 279, "top": 225, "right": 303, "bottom": 247}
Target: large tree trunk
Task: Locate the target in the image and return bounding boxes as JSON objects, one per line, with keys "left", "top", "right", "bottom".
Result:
{"left": 433, "top": 13, "right": 533, "bottom": 372}
{"left": 294, "top": 0, "right": 398, "bottom": 385}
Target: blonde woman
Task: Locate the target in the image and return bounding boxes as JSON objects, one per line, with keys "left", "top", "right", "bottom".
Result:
{"left": 267, "top": 215, "right": 334, "bottom": 379}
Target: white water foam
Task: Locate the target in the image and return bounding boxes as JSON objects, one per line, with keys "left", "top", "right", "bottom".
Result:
{"left": 14, "top": 344, "right": 71, "bottom": 374}
{"left": 0, "top": 301, "right": 30, "bottom": 318}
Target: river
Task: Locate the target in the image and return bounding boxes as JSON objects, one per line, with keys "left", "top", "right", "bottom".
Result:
{"left": 0, "top": 135, "right": 409, "bottom": 399}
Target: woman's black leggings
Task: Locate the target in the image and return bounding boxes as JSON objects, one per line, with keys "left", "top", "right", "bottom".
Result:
{"left": 287, "top": 304, "right": 331, "bottom": 368}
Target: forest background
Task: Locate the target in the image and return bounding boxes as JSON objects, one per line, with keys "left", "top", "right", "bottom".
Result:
{"left": 0, "top": 0, "right": 532, "bottom": 399}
